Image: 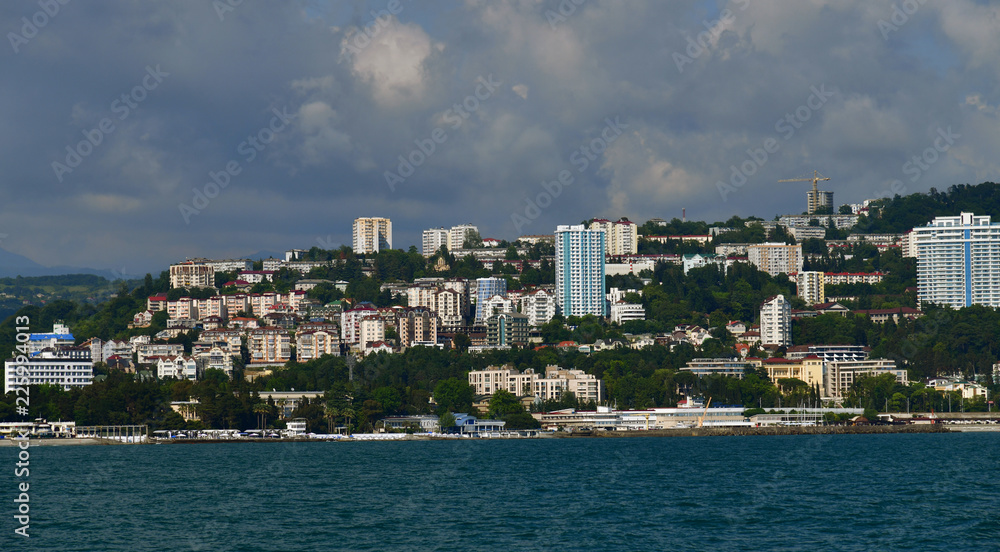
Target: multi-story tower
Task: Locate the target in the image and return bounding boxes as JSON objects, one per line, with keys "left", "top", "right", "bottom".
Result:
{"left": 422, "top": 227, "right": 449, "bottom": 256}
{"left": 448, "top": 224, "right": 479, "bottom": 250}
{"left": 475, "top": 277, "right": 507, "bottom": 323}
{"left": 914, "top": 212, "right": 1000, "bottom": 308}
{"left": 555, "top": 225, "right": 607, "bottom": 317}
{"left": 589, "top": 218, "right": 638, "bottom": 256}
{"left": 794, "top": 271, "right": 825, "bottom": 305}
{"left": 747, "top": 243, "right": 803, "bottom": 277}
{"left": 353, "top": 217, "right": 392, "bottom": 254}
{"left": 760, "top": 294, "right": 791, "bottom": 347}
{"left": 169, "top": 261, "right": 215, "bottom": 289}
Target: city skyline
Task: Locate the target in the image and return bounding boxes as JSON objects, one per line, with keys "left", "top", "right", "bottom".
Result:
{"left": 2, "top": 1, "right": 998, "bottom": 275}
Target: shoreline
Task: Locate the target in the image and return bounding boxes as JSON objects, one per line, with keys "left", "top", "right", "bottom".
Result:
{"left": 0, "top": 423, "right": 967, "bottom": 446}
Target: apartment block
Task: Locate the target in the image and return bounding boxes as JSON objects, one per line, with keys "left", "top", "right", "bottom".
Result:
{"left": 589, "top": 218, "right": 638, "bottom": 256}
{"left": 913, "top": 212, "right": 1000, "bottom": 308}
{"left": 795, "top": 271, "right": 825, "bottom": 305}
{"left": 169, "top": 261, "right": 215, "bottom": 289}
{"left": 4, "top": 347, "right": 93, "bottom": 395}
{"left": 555, "top": 225, "right": 607, "bottom": 317}
{"left": 747, "top": 243, "right": 803, "bottom": 277}
{"left": 353, "top": 217, "right": 392, "bottom": 254}
{"left": 760, "top": 294, "right": 791, "bottom": 347}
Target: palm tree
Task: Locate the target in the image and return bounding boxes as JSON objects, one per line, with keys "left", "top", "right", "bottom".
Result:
{"left": 341, "top": 407, "right": 356, "bottom": 435}
{"left": 252, "top": 402, "right": 269, "bottom": 430}
{"left": 324, "top": 403, "right": 339, "bottom": 434}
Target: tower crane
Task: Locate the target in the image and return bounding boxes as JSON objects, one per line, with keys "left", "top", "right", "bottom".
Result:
{"left": 778, "top": 170, "right": 831, "bottom": 215}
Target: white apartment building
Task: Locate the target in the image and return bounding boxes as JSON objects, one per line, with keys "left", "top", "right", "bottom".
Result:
{"left": 589, "top": 218, "right": 638, "bottom": 256}
{"left": 520, "top": 288, "right": 557, "bottom": 326}
{"left": 359, "top": 316, "right": 386, "bottom": 352}
{"left": 610, "top": 302, "right": 646, "bottom": 325}
{"left": 760, "top": 294, "right": 791, "bottom": 347}
{"left": 913, "top": 212, "right": 1000, "bottom": 308}
{"left": 195, "top": 346, "right": 235, "bottom": 378}
{"left": 157, "top": 356, "right": 199, "bottom": 380}
{"left": 555, "top": 225, "right": 607, "bottom": 317}
{"left": 747, "top": 243, "right": 803, "bottom": 277}
{"left": 448, "top": 224, "right": 479, "bottom": 250}
{"left": 824, "top": 359, "right": 907, "bottom": 398}
{"left": 795, "top": 271, "right": 825, "bottom": 305}
{"left": 468, "top": 365, "right": 604, "bottom": 403}
{"left": 137, "top": 343, "right": 185, "bottom": 364}
{"left": 422, "top": 227, "right": 449, "bottom": 256}
{"left": 341, "top": 304, "right": 378, "bottom": 345}
{"left": 901, "top": 230, "right": 917, "bottom": 258}
{"left": 169, "top": 261, "right": 215, "bottom": 288}
{"left": 823, "top": 272, "right": 885, "bottom": 285}
{"left": 4, "top": 347, "right": 93, "bottom": 395}
{"left": 353, "top": 217, "right": 392, "bottom": 254}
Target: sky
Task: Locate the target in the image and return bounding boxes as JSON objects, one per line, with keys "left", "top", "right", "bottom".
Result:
{"left": 2, "top": 0, "right": 999, "bottom": 275}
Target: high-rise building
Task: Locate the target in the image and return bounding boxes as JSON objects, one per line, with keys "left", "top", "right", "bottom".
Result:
{"left": 353, "top": 217, "right": 392, "bottom": 254}
{"left": 169, "top": 261, "right": 215, "bottom": 289}
{"left": 794, "top": 271, "right": 825, "bottom": 305}
{"left": 475, "top": 277, "right": 507, "bottom": 322}
{"left": 760, "top": 294, "right": 791, "bottom": 347}
{"left": 589, "top": 218, "right": 638, "bottom": 256}
{"left": 913, "top": 212, "right": 1000, "bottom": 308}
{"left": 422, "top": 227, "right": 449, "bottom": 256}
{"left": 448, "top": 224, "right": 479, "bottom": 250}
{"left": 807, "top": 190, "right": 834, "bottom": 214}
{"left": 747, "top": 243, "right": 803, "bottom": 277}
{"left": 555, "top": 225, "right": 607, "bottom": 317}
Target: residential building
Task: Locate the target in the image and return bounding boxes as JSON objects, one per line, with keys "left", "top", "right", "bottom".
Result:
{"left": 359, "top": 316, "right": 386, "bottom": 353}
{"left": 194, "top": 346, "right": 235, "bottom": 378}
{"left": 422, "top": 227, "right": 449, "bottom": 256}
{"left": 795, "top": 271, "right": 825, "bottom": 305}
{"left": 824, "top": 359, "right": 907, "bottom": 398}
{"left": 756, "top": 356, "right": 824, "bottom": 388}
{"left": 353, "top": 217, "right": 392, "bottom": 254}
{"left": 610, "top": 302, "right": 645, "bottom": 325}
{"left": 295, "top": 328, "right": 341, "bottom": 361}
{"left": 247, "top": 327, "right": 291, "bottom": 366}
{"left": 520, "top": 288, "right": 557, "bottom": 326}
{"left": 137, "top": 343, "right": 185, "bottom": 364}
{"left": 448, "top": 224, "right": 479, "bottom": 250}
{"left": 785, "top": 344, "right": 869, "bottom": 363}
{"left": 468, "top": 364, "right": 604, "bottom": 403}
{"left": 681, "top": 358, "right": 751, "bottom": 378}
{"left": 4, "top": 347, "right": 94, "bottom": 395}
{"left": 555, "top": 224, "right": 607, "bottom": 317}
{"left": 760, "top": 294, "right": 791, "bottom": 347}
{"left": 147, "top": 294, "right": 168, "bottom": 312}
{"left": 913, "top": 212, "right": 1000, "bottom": 308}
{"left": 479, "top": 294, "right": 515, "bottom": 321}
{"left": 341, "top": 304, "right": 379, "bottom": 345}
{"left": 901, "top": 230, "right": 917, "bottom": 258}
{"left": 486, "top": 312, "right": 529, "bottom": 347}
{"left": 156, "top": 356, "right": 199, "bottom": 380}
{"left": 26, "top": 322, "right": 75, "bottom": 355}
{"left": 397, "top": 307, "right": 438, "bottom": 349}
{"left": 169, "top": 261, "right": 215, "bottom": 289}
{"left": 475, "top": 277, "right": 507, "bottom": 322}
{"left": 747, "top": 243, "right": 803, "bottom": 277}
{"left": 823, "top": 272, "right": 885, "bottom": 285}
{"left": 589, "top": 218, "right": 638, "bottom": 256}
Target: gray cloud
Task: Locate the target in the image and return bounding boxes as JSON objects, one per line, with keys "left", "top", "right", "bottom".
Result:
{"left": 1, "top": 0, "right": 997, "bottom": 272}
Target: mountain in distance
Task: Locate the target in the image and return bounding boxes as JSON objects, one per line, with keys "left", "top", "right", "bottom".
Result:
{"left": 0, "top": 247, "right": 138, "bottom": 280}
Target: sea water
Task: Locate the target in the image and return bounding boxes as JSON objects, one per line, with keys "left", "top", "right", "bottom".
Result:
{"left": 3, "top": 432, "right": 998, "bottom": 551}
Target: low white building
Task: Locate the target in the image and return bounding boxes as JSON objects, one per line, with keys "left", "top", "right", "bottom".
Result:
{"left": 610, "top": 301, "right": 645, "bottom": 325}
{"left": 157, "top": 356, "right": 199, "bottom": 380}
{"left": 4, "top": 347, "right": 94, "bottom": 395}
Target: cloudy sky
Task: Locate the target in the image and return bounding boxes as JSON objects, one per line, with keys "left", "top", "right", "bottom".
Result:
{"left": 2, "top": 0, "right": 998, "bottom": 274}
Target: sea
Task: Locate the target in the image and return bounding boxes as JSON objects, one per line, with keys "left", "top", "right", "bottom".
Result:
{"left": 3, "top": 432, "right": 999, "bottom": 551}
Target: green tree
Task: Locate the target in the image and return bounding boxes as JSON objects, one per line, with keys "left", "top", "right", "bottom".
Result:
{"left": 433, "top": 378, "right": 474, "bottom": 413}
{"left": 488, "top": 389, "right": 524, "bottom": 418}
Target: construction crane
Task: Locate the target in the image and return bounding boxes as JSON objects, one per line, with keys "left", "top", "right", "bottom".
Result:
{"left": 697, "top": 397, "right": 712, "bottom": 429}
{"left": 779, "top": 170, "right": 831, "bottom": 215}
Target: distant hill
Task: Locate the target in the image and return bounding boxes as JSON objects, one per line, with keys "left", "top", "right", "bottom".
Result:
{"left": 864, "top": 182, "right": 1000, "bottom": 233}
{"left": 0, "top": 247, "right": 138, "bottom": 279}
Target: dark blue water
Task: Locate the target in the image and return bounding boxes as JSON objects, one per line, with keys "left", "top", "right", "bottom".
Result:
{"left": 3, "top": 433, "right": 999, "bottom": 551}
